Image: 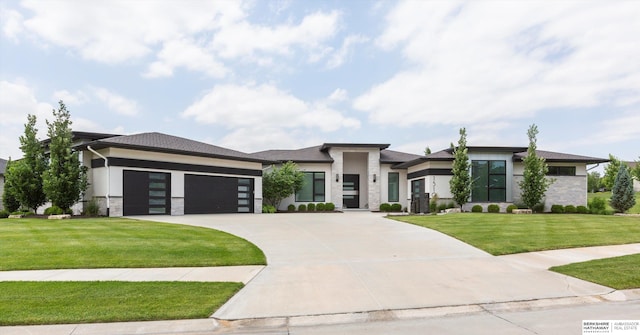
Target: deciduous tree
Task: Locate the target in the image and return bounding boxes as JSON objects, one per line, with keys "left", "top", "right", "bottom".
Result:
{"left": 11, "top": 114, "right": 48, "bottom": 213}
{"left": 262, "top": 161, "right": 304, "bottom": 210}
{"left": 602, "top": 154, "right": 622, "bottom": 190}
{"left": 518, "top": 124, "right": 553, "bottom": 211}
{"left": 449, "top": 128, "right": 471, "bottom": 209}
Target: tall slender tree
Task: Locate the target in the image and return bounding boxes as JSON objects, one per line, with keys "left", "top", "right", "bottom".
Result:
{"left": 2, "top": 159, "right": 21, "bottom": 212}
{"left": 610, "top": 165, "right": 636, "bottom": 213}
{"left": 518, "top": 124, "right": 553, "bottom": 211}
{"left": 449, "top": 128, "right": 471, "bottom": 210}
{"left": 10, "top": 114, "right": 48, "bottom": 213}
{"left": 42, "top": 101, "right": 87, "bottom": 212}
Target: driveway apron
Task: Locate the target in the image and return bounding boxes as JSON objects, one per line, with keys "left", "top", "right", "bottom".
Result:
{"left": 143, "top": 212, "right": 610, "bottom": 320}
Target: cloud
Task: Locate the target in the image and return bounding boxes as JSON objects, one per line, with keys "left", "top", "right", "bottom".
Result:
{"left": 355, "top": 1, "right": 640, "bottom": 128}
{"left": 52, "top": 90, "right": 89, "bottom": 105}
{"left": 326, "top": 34, "right": 369, "bottom": 69}
{"left": 183, "top": 83, "right": 360, "bottom": 132}
{"left": 144, "top": 38, "right": 227, "bottom": 78}
{"left": 92, "top": 87, "right": 139, "bottom": 116}
{"left": 328, "top": 88, "right": 348, "bottom": 103}
{"left": 216, "top": 127, "right": 323, "bottom": 153}
{"left": 0, "top": 8, "right": 23, "bottom": 41}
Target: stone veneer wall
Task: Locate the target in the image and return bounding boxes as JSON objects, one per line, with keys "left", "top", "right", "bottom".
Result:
{"left": 171, "top": 197, "right": 184, "bottom": 215}
{"left": 512, "top": 175, "right": 587, "bottom": 212}
{"left": 367, "top": 150, "right": 381, "bottom": 211}
{"left": 329, "top": 150, "right": 344, "bottom": 210}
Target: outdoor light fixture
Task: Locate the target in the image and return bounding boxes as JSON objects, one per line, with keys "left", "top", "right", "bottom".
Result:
{"left": 336, "top": 174, "right": 339, "bottom": 182}
{"left": 373, "top": 174, "right": 377, "bottom": 182}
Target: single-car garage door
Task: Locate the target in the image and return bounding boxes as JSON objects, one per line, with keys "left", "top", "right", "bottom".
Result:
{"left": 184, "top": 174, "right": 254, "bottom": 214}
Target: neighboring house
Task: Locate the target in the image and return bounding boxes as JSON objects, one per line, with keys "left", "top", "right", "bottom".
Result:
{"left": 625, "top": 161, "right": 640, "bottom": 192}
{"left": 0, "top": 158, "right": 6, "bottom": 211}
{"left": 75, "top": 132, "right": 271, "bottom": 216}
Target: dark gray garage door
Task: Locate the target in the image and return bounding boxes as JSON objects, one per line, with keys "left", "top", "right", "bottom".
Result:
{"left": 184, "top": 174, "right": 254, "bottom": 214}
{"left": 123, "top": 170, "right": 171, "bottom": 216}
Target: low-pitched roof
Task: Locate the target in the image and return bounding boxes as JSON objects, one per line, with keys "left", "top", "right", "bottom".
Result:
{"left": 0, "top": 158, "right": 7, "bottom": 175}
{"left": 320, "top": 143, "right": 390, "bottom": 152}
{"left": 514, "top": 150, "right": 609, "bottom": 164}
{"left": 380, "top": 149, "right": 423, "bottom": 164}
{"left": 252, "top": 145, "right": 333, "bottom": 163}
{"left": 82, "top": 132, "right": 270, "bottom": 163}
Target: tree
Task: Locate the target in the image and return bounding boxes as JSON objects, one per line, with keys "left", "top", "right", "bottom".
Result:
{"left": 609, "top": 165, "right": 636, "bottom": 213}
{"left": 424, "top": 146, "right": 432, "bottom": 155}
{"left": 518, "top": 124, "right": 553, "bottom": 210}
{"left": 262, "top": 161, "right": 304, "bottom": 210}
{"left": 10, "top": 114, "right": 48, "bottom": 213}
{"left": 42, "top": 101, "right": 87, "bottom": 211}
{"left": 602, "top": 154, "right": 622, "bottom": 190}
{"left": 449, "top": 128, "right": 471, "bottom": 209}
{"left": 587, "top": 171, "right": 602, "bottom": 193}
{"left": 2, "top": 159, "right": 21, "bottom": 212}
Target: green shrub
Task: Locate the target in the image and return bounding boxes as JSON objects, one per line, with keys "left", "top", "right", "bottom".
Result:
{"left": 471, "top": 205, "right": 483, "bottom": 213}
{"left": 437, "top": 203, "right": 447, "bottom": 212}
{"left": 564, "top": 205, "right": 577, "bottom": 213}
{"left": 532, "top": 202, "right": 545, "bottom": 213}
{"left": 447, "top": 201, "right": 455, "bottom": 209}
{"left": 550, "top": 205, "right": 565, "bottom": 213}
{"left": 298, "top": 204, "right": 307, "bottom": 212}
{"left": 262, "top": 205, "right": 276, "bottom": 213}
{"left": 44, "top": 206, "right": 64, "bottom": 215}
{"left": 429, "top": 202, "right": 437, "bottom": 213}
{"left": 391, "top": 203, "right": 402, "bottom": 212}
{"left": 576, "top": 205, "right": 589, "bottom": 214}
{"left": 487, "top": 204, "right": 500, "bottom": 213}
{"left": 380, "top": 203, "right": 391, "bottom": 212}
{"left": 287, "top": 204, "right": 296, "bottom": 212}
{"left": 325, "top": 203, "right": 335, "bottom": 211}
{"left": 11, "top": 210, "right": 34, "bottom": 216}
{"left": 307, "top": 203, "right": 316, "bottom": 212}
{"left": 506, "top": 204, "right": 518, "bottom": 213}
{"left": 316, "top": 203, "right": 326, "bottom": 211}
{"left": 0, "top": 210, "right": 9, "bottom": 218}
{"left": 589, "top": 197, "right": 607, "bottom": 214}
{"left": 84, "top": 198, "right": 100, "bottom": 217}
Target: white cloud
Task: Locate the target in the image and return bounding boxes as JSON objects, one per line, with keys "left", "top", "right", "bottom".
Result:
{"left": 326, "top": 34, "right": 369, "bottom": 69}
{"left": 0, "top": 8, "right": 23, "bottom": 41}
{"left": 355, "top": 1, "right": 640, "bottom": 128}
{"left": 217, "top": 127, "right": 323, "bottom": 153}
{"left": 144, "top": 38, "right": 227, "bottom": 78}
{"left": 328, "top": 88, "right": 348, "bottom": 103}
{"left": 92, "top": 87, "right": 139, "bottom": 116}
{"left": 52, "top": 89, "right": 89, "bottom": 105}
{"left": 183, "top": 83, "right": 360, "bottom": 131}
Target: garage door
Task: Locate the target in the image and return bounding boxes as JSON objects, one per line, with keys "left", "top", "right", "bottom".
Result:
{"left": 123, "top": 170, "right": 171, "bottom": 216}
{"left": 184, "top": 174, "right": 254, "bottom": 214}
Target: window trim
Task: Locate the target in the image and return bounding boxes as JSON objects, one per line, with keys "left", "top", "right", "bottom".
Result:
{"left": 295, "top": 172, "right": 326, "bottom": 202}
{"left": 472, "top": 160, "right": 506, "bottom": 202}
{"left": 547, "top": 166, "right": 576, "bottom": 176}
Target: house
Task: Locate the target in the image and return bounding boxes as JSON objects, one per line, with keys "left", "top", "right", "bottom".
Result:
{"left": 70, "top": 132, "right": 607, "bottom": 216}
{"left": 255, "top": 145, "right": 608, "bottom": 213}
{"left": 76, "top": 132, "right": 270, "bottom": 216}
{"left": 625, "top": 161, "right": 640, "bottom": 192}
{"left": 0, "top": 158, "right": 6, "bottom": 211}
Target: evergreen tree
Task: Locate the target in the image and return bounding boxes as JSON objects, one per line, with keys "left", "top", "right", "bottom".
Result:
{"left": 2, "top": 159, "right": 21, "bottom": 212}
{"left": 610, "top": 165, "right": 636, "bottom": 213}
{"left": 42, "top": 101, "right": 87, "bottom": 212}
{"left": 11, "top": 114, "right": 48, "bottom": 212}
{"left": 449, "top": 128, "right": 471, "bottom": 209}
{"left": 518, "top": 124, "right": 553, "bottom": 210}
{"left": 602, "top": 154, "right": 622, "bottom": 190}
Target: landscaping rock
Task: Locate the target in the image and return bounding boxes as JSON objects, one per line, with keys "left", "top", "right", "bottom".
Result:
{"left": 512, "top": 209, "right": 533, "bottom": 214}
{"left": 48, "top": 214, "right": 72, "bottom": 220}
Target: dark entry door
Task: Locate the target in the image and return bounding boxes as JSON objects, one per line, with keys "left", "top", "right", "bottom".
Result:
{"left": 343, "top": 174, "right": 360, "bottom": 208}
{"left": 411, "top": 179, "right": 428, "bottom": 214}
{"left": 123, "top": 170, "right": 171, "bottom": 216}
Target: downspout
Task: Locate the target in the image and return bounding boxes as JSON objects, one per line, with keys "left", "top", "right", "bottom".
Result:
{"left": 87, "top": 146, "right": 110, "bottom": 217}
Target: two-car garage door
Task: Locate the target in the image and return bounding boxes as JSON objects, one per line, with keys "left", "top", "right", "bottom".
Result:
{"left": 123, "top": 170, "right": 254, "bottom": 215}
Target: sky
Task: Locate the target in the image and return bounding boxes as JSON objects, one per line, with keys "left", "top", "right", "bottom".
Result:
{"left": 1, "top": 0, "right": 638, "bottom": 165}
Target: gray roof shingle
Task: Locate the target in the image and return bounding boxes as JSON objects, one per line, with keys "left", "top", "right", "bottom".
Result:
{"left": 514, "top": 150, "right": 609, "bottom": 163}
{"left": 252, "top": 145, "right": 333, "bottom": 163}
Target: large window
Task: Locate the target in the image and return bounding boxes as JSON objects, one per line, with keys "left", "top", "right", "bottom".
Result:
{"left": 388, "top": 172, "right": 399, "bottom": 202}
{"left": 547, "top": 166, "right": 576, "bottom": 176}
{"left": 295, "top": 172, "right": 325, "bottom": 202}
{"left": 472, "top": 160, "right": 506, "bottom": 202}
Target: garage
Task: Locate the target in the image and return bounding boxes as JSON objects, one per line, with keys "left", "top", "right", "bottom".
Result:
{"left": 184, "top": 174, "right": 254, "bottom": 214}
{"left": 123, "top": 170, "right": 171, "bottom": 216}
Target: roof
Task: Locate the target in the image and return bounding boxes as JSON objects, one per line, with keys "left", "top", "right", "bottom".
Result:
{"left": 252, "top": 145, "right": 333, "bottom": 163}
{"left": 82, "top": 132, "right": 270, "bottom": 163}
{"left": 513, "top": 150, "right": 609, "bottom": 164}
{"left": 380, "top": 149, "right": 423, "bottom": 164}
{"left": 0, "top": 158, "right": 7, "bottom": 175}
{"left": 320, "top": 143, "right": 390, "bottom": 152}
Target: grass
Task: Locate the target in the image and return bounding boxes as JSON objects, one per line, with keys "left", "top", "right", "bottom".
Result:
{"left": 551, "top": 254, "right": 640, "bottom": 290}
{"left": 0, "top": 218, "right": 266, "bottom": 270}
{"left": 0, "top": 281, "right": 243, "bottom": 326}
{"left": 588, "top": 191, "right": 640, "bottom": 214}
{"left": 392, "top": 214, "right": 640, "bottom": 255}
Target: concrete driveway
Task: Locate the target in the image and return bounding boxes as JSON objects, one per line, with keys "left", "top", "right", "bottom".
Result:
{"left": 146, "top": 212, "right": 611, "bottom": 320}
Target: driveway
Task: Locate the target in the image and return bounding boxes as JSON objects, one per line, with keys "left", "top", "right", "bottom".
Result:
{"left": 146, "top": 212, "right": 611, "bottom": 320}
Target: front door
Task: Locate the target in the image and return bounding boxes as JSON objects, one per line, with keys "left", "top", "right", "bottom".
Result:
{"left": 343, "top": 174, "right": 360, "bottom": 208}
{"left": 411, "top": 179, "right": 428, "bottom": 214}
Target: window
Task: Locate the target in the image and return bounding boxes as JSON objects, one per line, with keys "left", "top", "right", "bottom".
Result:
{"left": 388, "top": 172, "right": 399, "bottom": 202}
{"left": 148, "top": 172, "right": 170, "bottom": 214}
{"left": 547, "top": 166, "right": 576, "bottom": 176}
{"left": 472, "top": 160, "right": 506, "bottom": 202}
{"left": 295, "top": 172, "right": 325, "bottom": 202}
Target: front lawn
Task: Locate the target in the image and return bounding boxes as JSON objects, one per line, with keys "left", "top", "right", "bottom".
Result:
{"left": 0, "top": 281, "right": 242, "bottom": 326}
{"left": 393, "top": 214, "right": 640, "bottom": 255}
{"left": 0, "top": 218, "right": 266, "bottom": 270}
{"left": 588, "top": 191, "right": 640, "bottom": 214}
{"left": 551, "top": 254, "right": 640, "bottom": 290}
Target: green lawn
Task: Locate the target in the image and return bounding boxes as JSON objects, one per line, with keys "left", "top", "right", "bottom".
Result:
{"left": 551, "top": 254, "right": 640, "bottom": 290}
{"left": 588, "top": 191, "right": 640, "bottom": 214}
{"left": 392, "top": 214, "right": 640, "bottom": 255}
{"left": 0, "top": 281, "right": 243, "bottom": 326}
{"left": 0, "top": 218, "right": 266, "bottom": 270}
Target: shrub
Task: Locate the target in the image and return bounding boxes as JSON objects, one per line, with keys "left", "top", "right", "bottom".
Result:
{"left": 287, "top": 204, "right": 296, "bottom": 212}
{"left": 471, "top": 205, "right": 483, "bottom": 213}
{"left": 532, "top": 202, "right": 545, "bottom": 213}
{"left": 0, "top": 210, "right": 9, "bottom": 218}
{"left": 379, "top": 203, "right": 391, "bottom": 212}
{"left": 506, "top": 204, "right": 518, "bottom": 213}
{"left": 84, "top": 198, "right": 100, "bottom": 217}
{"left": 316, "top": 203, "right": 326, "bottom": 211}
{"left": 487, "top": 204, "right": 500, "bottom": 213}
{"left": 429, "top": 202, "right": 437, "bottom": 213}
{"left": 550, "top": 205, "right": 565, "bottom": 213}
{"left": 437, "top": 203, "right": 447, "bottom": 212}
{"left": 298, "top": 204, "right": 307, "bottom": 212}
{"left": 262, "top": 205, "right": 276, "bottom": 213}
{"left": 564, "top": 205, "right": 577, "bottom": 213}
{"left": 325, "top": 203, "right": 335, "bottom": 211}
{"left": 447, "top": 201, "right": 456, "bottom": 209}
{"left": 391, "top": 203, "right": 402, "bottom": 212}
{"left": 589, "top": 197, "right": 607, "bottom": 214}
{"left": 307, "top": 203, "right": 316, "bottom": 212}
{"left": 44, "top": 206, "right": 64, "bottom": 215}
{"left": 576, "top": 205, "right": 588, "bottom": 214}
